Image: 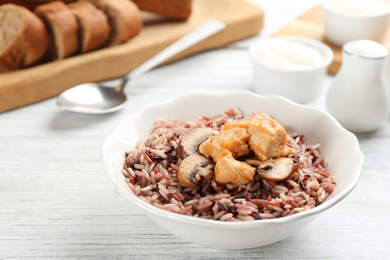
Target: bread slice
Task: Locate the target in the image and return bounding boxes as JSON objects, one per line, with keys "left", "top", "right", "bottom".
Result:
{"left": 68, "top": 1, "right": 110, "bottom": 53}
{"left": 131, "top": 0, "right": 192, "bottom": 20}
{"left": 83, "top": 0, "right": 143, "bottom": 46}
{"left": 0, "top": 0, "right": 76, "bottom": 10}
{"left": 0, "top": 3, "right": 49, "bottom": 72}
{"left": 35, "top": 1, "right": 79, "bottom": 59}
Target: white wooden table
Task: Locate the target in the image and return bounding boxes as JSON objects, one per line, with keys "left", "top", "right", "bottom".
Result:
{"left": 1, "top": 1, "right": 390, "bottom": 259}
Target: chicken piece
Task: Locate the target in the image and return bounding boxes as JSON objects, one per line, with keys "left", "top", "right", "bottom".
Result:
{"left": 214, "top": 150, "right": 255, "bottom": 185}
{"left": 248, "top": 113, "right": 291, "bottom": 161}
{"left": 199, "top": 126, "right": 251, "bottom": 160}
{"left": 198, "top": 138, "right": 212, "bottom": 158}
{"left": 223, "top": 120, "right": 250, "bottom": 131}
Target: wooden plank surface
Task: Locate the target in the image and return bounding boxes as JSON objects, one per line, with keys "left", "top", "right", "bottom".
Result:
{"left": 0, "top": 0, "right": 264, "bottom": 113}
{"left": 273, "top": 5, "right": 390, "bottom": 75}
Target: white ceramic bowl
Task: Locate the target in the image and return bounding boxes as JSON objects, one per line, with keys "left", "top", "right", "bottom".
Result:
{"left": 322, "top": 0, "right": 390, "bottom": 46}
{"left": 101, "top": 91, "right": 363, "bottom": 250}
{"left": 249, "top": 36, "right": 333, "bottom": 103}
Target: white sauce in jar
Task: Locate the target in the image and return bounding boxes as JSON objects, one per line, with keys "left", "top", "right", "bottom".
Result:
{"left": 255, "top": 39, "right": 325, "bottom": 70}
{"left": 329, "top": 0, "right": 390, "bottom": 14}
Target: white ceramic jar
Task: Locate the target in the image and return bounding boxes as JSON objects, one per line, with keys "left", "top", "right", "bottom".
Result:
{"left": 322, "top": 0, "right": 390, "bottom": 46}
{"left": 326, "top": 40, "right": 390, "bottom": 133}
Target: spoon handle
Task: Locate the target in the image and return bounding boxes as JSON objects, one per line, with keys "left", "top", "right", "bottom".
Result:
{"left": 125, "top": 19, "right": 226, "bottom": 81}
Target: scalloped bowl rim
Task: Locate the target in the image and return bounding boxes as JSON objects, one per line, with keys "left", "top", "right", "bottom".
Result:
{"left": 101, "top": 91, "right": 364, "bottom": 230}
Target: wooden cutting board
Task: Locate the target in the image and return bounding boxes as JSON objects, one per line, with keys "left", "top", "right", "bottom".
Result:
{"left": 273, "top": 5, "right": 390, "bottom": 75}
{"left": 0, "top": 0, "right": 264, "bottom": 113}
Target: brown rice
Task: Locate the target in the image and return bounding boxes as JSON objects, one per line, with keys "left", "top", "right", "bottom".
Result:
{"left": 121, "top": 108, "right": 336, "bottom": 221}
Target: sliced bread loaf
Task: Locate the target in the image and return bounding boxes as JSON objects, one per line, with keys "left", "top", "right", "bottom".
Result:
{"left": 131, "top": 0, "right": 192, "bottom": 20}
{"left": 83, "top": 0, "right": 143, "bottom": 46}
{"left": 0, "top": 3, "right": 49, "bottom": 72}
{"left": 35, "top": 1, "right": 79, "bottom": 59}
{"left": 68, "top": 1, "right": 110, "bottom": 53}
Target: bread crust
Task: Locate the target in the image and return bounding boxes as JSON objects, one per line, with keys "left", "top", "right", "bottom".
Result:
{"left": 84, "top": 0, "right": 143, "bottom": 46}
{"left": 131, "top": 0, "right": 191, "bottom": 20}
{"left": 0, "top": 3, "right": 49, "bottom": 71}
{"left": 68, "top": 1, "right": 109, "bottom": 53}
{"left": 0, "top": 1, "right": 75, "bottom": 10}
{"left": 35, "top": 1, "right": 79, "bottom": 59}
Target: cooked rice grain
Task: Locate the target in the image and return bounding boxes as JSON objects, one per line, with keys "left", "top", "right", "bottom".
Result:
{"left": 121, "top": 108, "right": 336, "bottom": 221}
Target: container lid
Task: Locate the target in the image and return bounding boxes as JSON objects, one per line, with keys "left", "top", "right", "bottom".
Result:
{"left": 343, "top": 40, "right": 388, "bottom": 59}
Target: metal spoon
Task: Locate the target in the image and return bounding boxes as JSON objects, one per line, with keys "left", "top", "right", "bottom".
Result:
{"left": 57, "top": 19, "right": 226, "bottom": 114}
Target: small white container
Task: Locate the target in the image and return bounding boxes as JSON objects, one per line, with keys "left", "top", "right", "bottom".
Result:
{"left": 326, "top": 40, "right": 390, "bottom": 133}
{"left": 249, "top": 36, "right": 333, "bottom": 103}
{"left": 322, "top": 0, "right": 390, "bottom": 46}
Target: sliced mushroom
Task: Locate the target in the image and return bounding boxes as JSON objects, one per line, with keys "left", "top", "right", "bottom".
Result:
{"left": 176, "top": 127, "right": 218, "bottom": 159}
{"left": 256, "top": 157, "right": 300, "bottom": 181}
{"left": 177, "top": 154, "right": 215, "bottom": 188}
{"left": 245, "top": 158, "right": 265, "bottom": 167}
